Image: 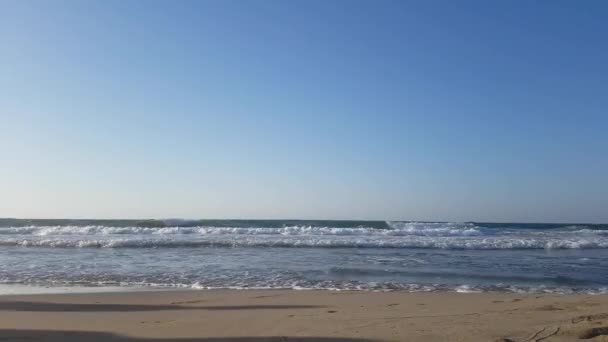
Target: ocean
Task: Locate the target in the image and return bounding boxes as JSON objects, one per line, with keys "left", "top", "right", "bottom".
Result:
{"left": 1, "top": 219, "right": 607, "bottom": 294}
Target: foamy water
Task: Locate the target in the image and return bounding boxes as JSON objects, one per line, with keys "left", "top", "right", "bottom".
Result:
{"left": 0, "top": 220, "right": 607, "bottom": 294}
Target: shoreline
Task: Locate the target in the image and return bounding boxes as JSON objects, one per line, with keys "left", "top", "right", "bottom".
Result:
{"left": 0, "top": 289, "right": 607, "bottom": 341}
{"left": 2, "top": 283, "right": 607, "bottom": 296}
{"left": 2, "top": 283, "right": 608, "bottom": 298}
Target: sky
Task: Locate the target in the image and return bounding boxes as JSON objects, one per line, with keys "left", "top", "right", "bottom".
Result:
{"left": 1, "top": 0, "right": 607, "bottom": 223}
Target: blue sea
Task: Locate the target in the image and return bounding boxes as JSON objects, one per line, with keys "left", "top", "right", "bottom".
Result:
{"left": 1, "top": 219, "right": 607, "bottom": 294}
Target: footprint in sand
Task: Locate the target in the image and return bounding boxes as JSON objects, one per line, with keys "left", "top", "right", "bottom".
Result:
{"left": 572, "top": 313, "right": 608, "bottom": 324}
{"left": 578, "top": 326, "right": 608, "bottom": 339}
{"left": 170, "top": 299, "right": 206, "bottom": 305}
{"left": 535, "top": 304, "right": 564, "bottom": 311}
{"left": 140, "top": 321, "right": 163, "bottom": 324}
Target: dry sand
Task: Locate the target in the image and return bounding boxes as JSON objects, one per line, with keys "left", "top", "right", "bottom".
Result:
{"left": 0, "top": 290, "right": 607, "bottom": 341}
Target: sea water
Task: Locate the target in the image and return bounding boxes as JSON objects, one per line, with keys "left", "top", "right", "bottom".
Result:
{"left": 0, "top": 219, "right": 607, "bottom": 294}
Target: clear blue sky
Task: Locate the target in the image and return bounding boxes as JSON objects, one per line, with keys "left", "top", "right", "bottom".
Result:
{"left": 1, "top": 0, "right": 607, "bottom": 222}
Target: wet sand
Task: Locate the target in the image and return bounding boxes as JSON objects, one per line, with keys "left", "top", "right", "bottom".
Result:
{"left": 0, "top": 290, "right": 607, "bottom": 341}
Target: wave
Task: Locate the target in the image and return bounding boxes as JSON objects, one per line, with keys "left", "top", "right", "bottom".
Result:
{"left": 1, "top": 234, "right": 607, "bottom": 249}
{"left": 1, "top": 221, "right": 607, "bottom": 250}
{"left": 0, "top": 222, "right": 485, "bottom": 237}
{"left": 1, "top": 278, "right": 605, "bottom": 295}
{"left": 2, "top": 222, "right": 607, "bottom": 238}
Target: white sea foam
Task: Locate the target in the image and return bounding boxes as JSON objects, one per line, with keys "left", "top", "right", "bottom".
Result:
{"left": 1, "top": 223, "right": 606, "bottom": 294}
{"left": 0, "top": 224, "right": 485, "bottom": 237}
{"left": 1, "top": 279, "right": 603, "bottom": 295}
{"left": 1, "top": 222, "right": 607, "bottom": 249}
{"left": 1, "top": 234, "right": 607, "bottom": 249}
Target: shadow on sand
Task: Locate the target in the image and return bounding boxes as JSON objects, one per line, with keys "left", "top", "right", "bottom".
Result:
{"left": 0, "top": 330, "right": 375, "bottom": 342}
{"left": 0, "top": 301, "right": 324, "bottom": 312}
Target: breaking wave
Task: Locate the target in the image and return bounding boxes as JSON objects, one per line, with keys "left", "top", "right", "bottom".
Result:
{"left": 0, "top": 221, "right": 606, "bottom": 249}
{"left": 0, "top": 235, "right": 607, "bottom": 249}
{"left": 1, "top": 220, "right": 607, "bottom": 294}
{"left": 0, "top": 222, "right": 483, "bottom": 237}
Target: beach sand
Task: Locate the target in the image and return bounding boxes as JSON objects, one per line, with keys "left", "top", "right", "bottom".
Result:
{"left": 0, "top": 290, "right": 607, "bottom": 341}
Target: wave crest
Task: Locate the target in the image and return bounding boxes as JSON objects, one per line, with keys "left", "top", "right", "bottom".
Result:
{"left": 0, "top": 223, "right": 484, "bottom": 237}
{"left": 1, "top": 234, "right": 607, "bottom": 249}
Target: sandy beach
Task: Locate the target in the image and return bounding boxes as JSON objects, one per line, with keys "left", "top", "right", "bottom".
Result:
{"left": 0, "top": 290, "right": 607, "bottom": 341}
